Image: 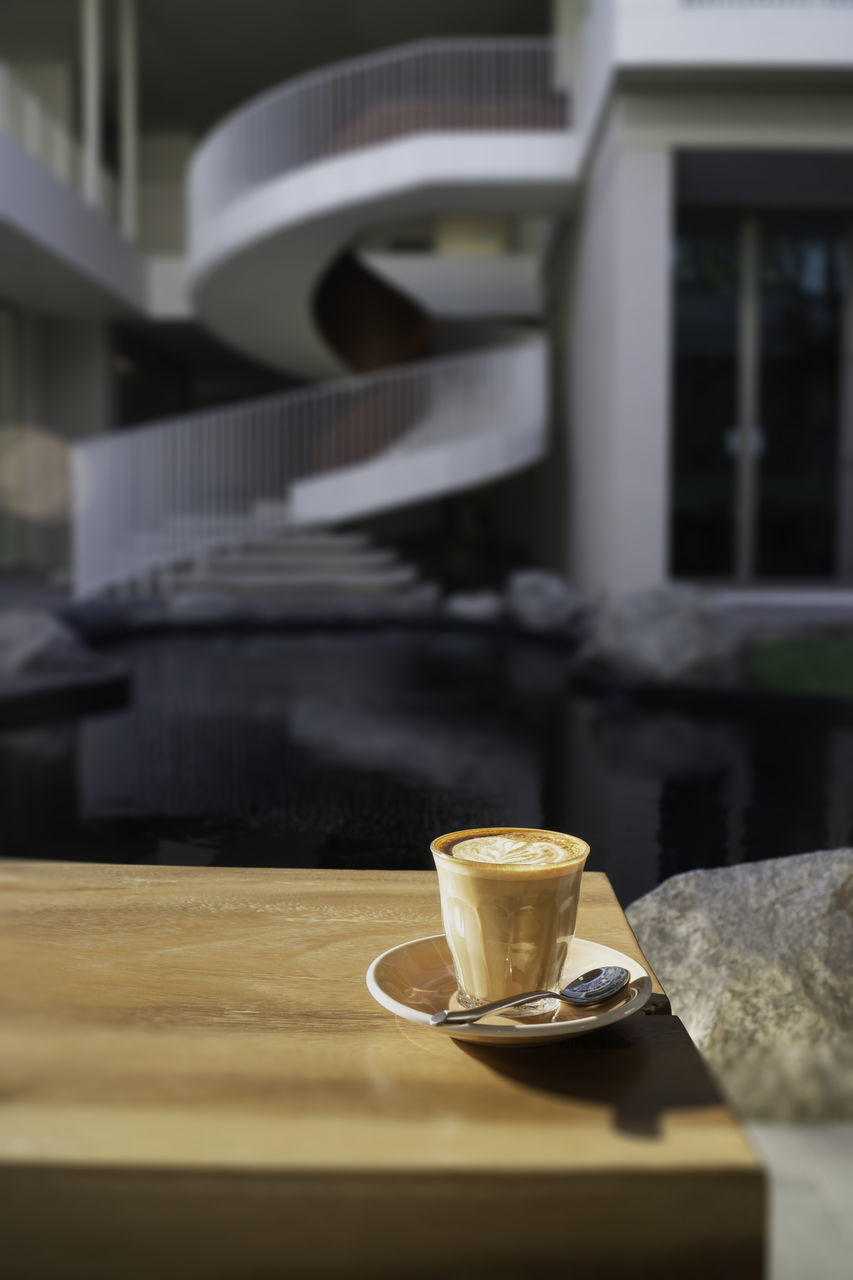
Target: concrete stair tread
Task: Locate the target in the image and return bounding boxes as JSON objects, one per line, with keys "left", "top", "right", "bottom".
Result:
{"left": 149, "top": 524, "right": 371, "bottom": 551}
{"left": 170, "top": 565, "right": 418, "bottom": 593}
{"left": 124, "top": 520, "right": 419, "bottom": 600}
{"left": 166, "top": 582, "right": 441, "bottom": 619}
{"left": 212, "top": 549, "right": 396, "bottom": 571}
{"left": 242, "top": 529, "right": 371, "bottom": 551}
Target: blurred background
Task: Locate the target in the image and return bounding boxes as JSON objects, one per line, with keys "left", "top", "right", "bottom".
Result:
{"left": 1, "top": 0, "right": 853, "bottom": 903}
{"left": 0, "top": 0, "right": 848, "bottom": 594}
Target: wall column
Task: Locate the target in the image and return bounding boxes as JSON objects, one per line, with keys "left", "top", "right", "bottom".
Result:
{"left": 117, "top": 0, "right": 139, "bottom": 239}
{"left": 555, "top": 113, "right": 672, "bottom": 597}
{"left": 80, "top": 0, "right": 102, "bottom": 207}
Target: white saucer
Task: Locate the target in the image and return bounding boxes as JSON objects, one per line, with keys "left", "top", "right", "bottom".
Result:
{"left": 366, "top": 935, "right": 652, "bottom": 1046}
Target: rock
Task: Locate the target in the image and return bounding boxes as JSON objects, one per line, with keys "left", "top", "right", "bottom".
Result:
{"left": 626, "top": 849, "right": 853, "bottom": 1120}
{"left": 444, "top": 591, "right": 504, "bottom": 624}
{"left": 505, "top": 569, "right": 582, "bottom": 635}
{"left": 582, "top": 585, "right": 741, "bottom": 682}
{"left": 0, "top": 608, "right": 91, "bottom": 676}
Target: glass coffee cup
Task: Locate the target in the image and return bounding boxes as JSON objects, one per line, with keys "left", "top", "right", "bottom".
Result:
{"left": 431, "top": 826, "right": 590, "bottom": 1014}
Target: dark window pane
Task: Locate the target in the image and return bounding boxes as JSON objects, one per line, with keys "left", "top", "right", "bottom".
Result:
{"left": 757, "top": 217, "right": 845, "bottom": 579}
{"left": 671, "top": 214, "right": 738, "bottom": 576}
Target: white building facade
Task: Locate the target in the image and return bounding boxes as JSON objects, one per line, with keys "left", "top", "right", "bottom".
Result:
{"left": 0, "top": 0, "right": 851, "bottom": 600}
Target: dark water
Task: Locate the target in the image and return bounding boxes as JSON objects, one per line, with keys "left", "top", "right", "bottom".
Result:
{"left": 2, "top": 629, "right": 852, "bottom": 905}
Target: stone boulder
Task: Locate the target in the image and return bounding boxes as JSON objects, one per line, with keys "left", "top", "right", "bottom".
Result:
{"left": 0, "top": 608, "right": 91, "bottom": 677}
{"left": 505, "top": 569, "right": 583, "bottom": 636}
{"left": 626, "top": 849, "right": 853, "bottom": 1120}
{"left": 582, "top": 584, "right": 741, "bottom": 682}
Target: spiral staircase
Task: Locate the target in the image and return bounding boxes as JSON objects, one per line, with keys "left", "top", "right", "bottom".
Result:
{"left": 72, "top": 40, "right": 576, "bottom": 600}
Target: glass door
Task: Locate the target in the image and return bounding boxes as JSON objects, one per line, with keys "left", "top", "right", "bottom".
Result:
{"left": 671, "top": 214, "right": 739, "bottom": 577}
{"left": 757, "top": 216, "right": 846, "bottom": 578}
{"left": 672, "top": 212, "right": 849, "bottom": 581}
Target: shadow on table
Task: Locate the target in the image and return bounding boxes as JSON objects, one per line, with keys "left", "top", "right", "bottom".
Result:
{"left": 457, "top": 1012, "right": 723, "bottom": 1137}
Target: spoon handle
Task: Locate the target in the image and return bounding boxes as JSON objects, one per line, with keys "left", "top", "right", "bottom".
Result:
{"left": 429, "top": 990, "right": 562, "bottom": 1027}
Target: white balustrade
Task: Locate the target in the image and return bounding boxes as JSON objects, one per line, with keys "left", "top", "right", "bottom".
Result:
{"left": 190, "top": 39, "right": 571, "bottom": 229}
{"left": 71, "top": 338, "right": 546, "bottom": 599}
{"left": 0, "top": 61, "right": 117, "bottom": 225}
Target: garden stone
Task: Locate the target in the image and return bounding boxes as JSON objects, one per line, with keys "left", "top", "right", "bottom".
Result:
{"left": 626, "top": 849, "right": 853, "bottom": 1120}
{"left": 582, "top": 585, "right": 741, "bottom": 682}
{"left": 0, "top": 608, "right": 90, "bottom": 676}
{"left": 505, "top": 569, "right": 582, "bottom": 635}
{"left": 444, "top": 591, "right": 504, "bottom": 624}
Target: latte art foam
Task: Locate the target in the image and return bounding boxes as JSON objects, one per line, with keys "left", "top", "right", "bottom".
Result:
{"left": 450, "top": 834, "right": 575, "bottom": 868}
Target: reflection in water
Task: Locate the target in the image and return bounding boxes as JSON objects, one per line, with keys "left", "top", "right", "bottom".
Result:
{"left": 75, "top": 632, "right": 547, "bottom": 869}
{"left": 1, "top": 630, "right": 852, "bottom": 904}
{"left": 554, "top": 696, "right": 853, "bottom": 904}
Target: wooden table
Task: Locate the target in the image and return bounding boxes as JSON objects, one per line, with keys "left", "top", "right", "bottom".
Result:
{"left": 0, "top": 861, "right": 764, "bottom": 1279}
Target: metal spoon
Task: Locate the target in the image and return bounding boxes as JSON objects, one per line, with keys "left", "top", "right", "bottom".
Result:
{"left": 429, "top": 965, "right": 631, "bottom": 1027}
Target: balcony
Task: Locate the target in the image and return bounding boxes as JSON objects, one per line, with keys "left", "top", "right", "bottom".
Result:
{"left": 0, "top": 62, "right": 143, "bottom": 314}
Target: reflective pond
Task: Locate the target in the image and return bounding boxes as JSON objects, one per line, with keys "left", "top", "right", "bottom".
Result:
{"left": 3, "top": 629, "right": 852, "bottom": 905}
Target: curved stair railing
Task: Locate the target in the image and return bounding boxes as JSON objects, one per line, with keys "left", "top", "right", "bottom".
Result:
{"left": 188, "top": 38, "right": 572, "bottom": 379}
{"left": 71, "top": 336, "right": 546, "bottom": 599}
{"left": 190, "top": 38, "right": 569, "bottom": 225}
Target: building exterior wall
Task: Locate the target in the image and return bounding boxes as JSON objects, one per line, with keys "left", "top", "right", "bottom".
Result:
{"left": 0, "top": 314, "right": 111, "bottom": 571}
{"left": 36, "top": 318, "right": 111, "bottom": 440}
{"left": 139, "top": 133, "right": 194, "bottom": 255}
{"left": 3, "top": 7, "right": 853, "bottom": 592}
{"left": 555, "top": 81, "right": 853, "bottom": 597}
{"left": 555, "top": 106, "right": 671, "bottom": 597}
{"left": 11, "top": 61, "right": 73, "bottom": 133}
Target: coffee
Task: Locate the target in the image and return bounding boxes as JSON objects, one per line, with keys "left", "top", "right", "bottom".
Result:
{"left": 431, "top": 827, "right": 590, "bottom": 1009}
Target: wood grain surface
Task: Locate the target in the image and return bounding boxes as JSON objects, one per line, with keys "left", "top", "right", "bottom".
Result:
{"left": 0, "top": 860, "right": 764, "bottom": 1278}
